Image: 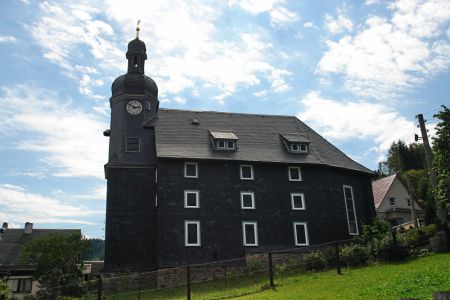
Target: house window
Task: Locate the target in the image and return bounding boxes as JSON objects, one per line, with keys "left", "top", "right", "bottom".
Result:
{"left": 242, "top": 222, "right": 258, "bottom": 246}
{"left": 216, "top": 140, "right": 235, "bottom": 150}
{"left": 240, "top": 165, "right": 254, "bottom": 180}
{"left": 389, "top": 197, "right": 396, "bottom": 206}
{"left": 9, "top": 278, "right": 32, "bottom": 293}
{"left": 184, "top": 162, "right": 198, "bottom": 178}
{"left": 293, "top": 222, "right": 309, "bottom": 246}
{"left": 184, "top": 190, "right": 199, "bottom": 208}
{"left": 126, "top": 137, "right": 140, "bottom": 152}
{"left": 288, "top": 166, "right": 302, "bottom": 181}
{"left": 241, "top": 192, "right": 255, "bottom": 209}
{"left": 290, "top": 143, "right": 308, "bottom": 153}
{"left": 291, "top": 193, "right": 305, "bottom": 210}
{"left": 407, "top": 199, "right": 411, "bottom": 207}
{"left": 185, "top": 221, "right": 200, "bottom": 246}
{"left": 343, "top": 185, "right": 359, "bottom": 235}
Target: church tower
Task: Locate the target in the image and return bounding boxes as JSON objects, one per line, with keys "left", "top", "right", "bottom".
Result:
{"left": 104, "top": 26, "right": 159, "bottom": 272}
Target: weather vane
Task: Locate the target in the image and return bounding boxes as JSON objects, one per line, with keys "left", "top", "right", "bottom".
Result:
{"left": 136, "top": 20, "right": 141, "bottom": 39}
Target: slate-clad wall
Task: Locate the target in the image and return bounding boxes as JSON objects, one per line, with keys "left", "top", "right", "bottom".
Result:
{"left": 104, "top": 167, "right": 157, "bottom": 272}
{"left": 156, "top": 159, "right": 375, "bottom": 267}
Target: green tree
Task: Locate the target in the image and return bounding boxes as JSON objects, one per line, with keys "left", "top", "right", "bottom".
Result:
{"left": 433, "top": 105, "right": 450, "bottom": 216}
{"left": 83, "top": 238, "right": 105, "bottom": 261}
{"left": 21, "top": 232, "right": 87, "bottom": 299}
{"left": 383, "top": 140, "right": 425, "bottom": 174}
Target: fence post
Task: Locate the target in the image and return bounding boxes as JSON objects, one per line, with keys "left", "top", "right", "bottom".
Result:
{"left": 138, "top": 272, "right": 141, "bottom": 300}
{"left": 268, "top": 252, "right": 274, "bottom": 288}
{"left": 224, "top": 266, "right": 227, "bottom": 286}
{"left": 334, "top": 241, "right": 342, "bottom": 275}
{"left": 392, "top": 229, "right": 398, "bottom": 246}
{"left": 186, "top": 265, "right": 191, "bottom": 300}
{"left": 97, "top": 276, "right": 102, "bottom": 300}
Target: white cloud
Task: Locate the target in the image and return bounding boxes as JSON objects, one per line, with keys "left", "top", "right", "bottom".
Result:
{"left": 0, "top": 183, "right": 102, "bottom": 225}
{"left": 365, "top": 0, "right": 379, "bottom": 5}
{"left": 317, "top": 0, "right": 450, "bottom": 99}
{"left": 228, "top": 0, "right": 284, "bottom": 14}
{"left": 270, "top": 6, "right": 300, "bottom": 27}
{"left": 30, "top": 0, "right": 291, "bottom": 102}
{"left": 79, "top": 74, "right": 104, "bottom": 100}
{"left": 303, "top": 21, "right": 315, "bottom": 28}
{"left": 325, "top": 13, "right": 353, "bottom": 34}
{"left": 0, "top": 35, "right": 18, "bottom": 43}
{"left": 253, "top": 90, "right": 268, "bottom": 97}
{"left": 299, "top": 91, "right": 416, "bottom": 154}
{"left": 0, "top": 85, "right": 108, "bottom": 178}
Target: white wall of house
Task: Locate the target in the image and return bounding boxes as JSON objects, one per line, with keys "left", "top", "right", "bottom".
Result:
{"left": 377, "top": 177, "right": 423, "bottom": 224}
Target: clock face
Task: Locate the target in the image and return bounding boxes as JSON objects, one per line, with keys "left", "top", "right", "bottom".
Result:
{"left": 126, "top": 100, "right": 142, "bottom": 115}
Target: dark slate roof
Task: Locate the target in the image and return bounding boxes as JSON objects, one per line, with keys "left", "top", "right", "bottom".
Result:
{"left": 0, "top": 229, "right": 80, "bottom": 266}
{"left": 146, "top": 109, "right": 373, "bottom": 174}
{"left": 280, "top": 133, "right": 310, "bottom": 143}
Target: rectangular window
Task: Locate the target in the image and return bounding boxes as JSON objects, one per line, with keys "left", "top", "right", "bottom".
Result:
{"left": 242, "top": 222, "right": 258, "bottom": 246}
{"left": 293, "top": 222, "right": 309, "bottom": 246}
{"left": 216, "top": 140, "right": 235, "bottom": 150}
{"left": 288, "top": 166, "right": 302, "bottom": 181}
{"left": 389, "top": 197, "right": 396, "bottom": 206}
{"left": 407, "top": 199, "right": 411, "bottom": 207}
{"left": 241, "top": 192, "right": 255, "bottom": 209}
{"left": 184, "top": 162, "right": 198, "bottom": 178}
{"left": 290, "top": 143, "right": 308, "bottom": 153}
{"left": 240, "top": 165, "right": 254, "bottom": 180}
{"left": 9, "top": 278, "right": 32, "bottom": 293}
{"left": 126, "top": 137, "right": 140, "bottom": 152}
{"left": 185, "top": 221, "right": 200, "bottom": 246}
{"left": 218, "top": 140, "right": 225, "bottom": 149}
{"left": 227, "top": 141, "right": 235, "bottom": 149}
{"left": 291, "top": 193, "right": 305, "bottom": 210}
{"left": 300, "top": 144, "right": 307, "bottom": 152}
{"left": 184, "top": 190, "right": 199, "bottom": 208}
{"left": 291, "top": 144, "right": 299, "bottom": 151}
{"left": 343, "top": 185, "right": 359, "bottom": 235}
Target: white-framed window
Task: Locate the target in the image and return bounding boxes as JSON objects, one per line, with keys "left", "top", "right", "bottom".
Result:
{"left": 242, "top": 222, "right": 258, "bottom": 246}
{"left": 184, "top": 162, "right": 198, "bottom": 178}
{"left": 343, "top": 185, "right": 359, "bottom": 235}
{"left": 288, "top": 166, "right": 302, "bottom": 181}
{"left": 290, "top": 143, "right": 308, "bottom": 153}
{"left": 240, "top": 192, "right": 255, "bottom": 209}
{"left": 126, "top": 137, "right": 140, "bottom": 152}
{"left": 293, "top": 222, "right": 309, "bottom": 246}
{"left": 184, "top": 190, "right": 199, "bottom": 208}
{"left": 291, "top": 193, "right": 306, "bottom": 210}
{"left": 185, "top": 221, "right": 201, "bottom": 246}
{"left": 216, "top": 140, "right": 235, "bottom": 150}
{"left": 240, "top": 165, "right": 254, "bottom": 180}
{"left": 8, "top": 277, "right": 33, "bottom": 293}
{"left": 389, "top": 197, "right": 396, "bottom": 206}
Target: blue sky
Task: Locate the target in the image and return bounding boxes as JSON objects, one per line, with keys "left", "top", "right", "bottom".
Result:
{"left": 0, "top": 0, "right": 449, "bottom": 238}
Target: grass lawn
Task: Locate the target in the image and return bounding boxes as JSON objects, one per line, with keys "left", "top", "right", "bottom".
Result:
{"left": 105, "top": 253, "right": 450, "bottom": 300}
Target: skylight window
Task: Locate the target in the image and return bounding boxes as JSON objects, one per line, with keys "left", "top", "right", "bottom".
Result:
{"left": 209, "top": 131, "right": 238, "bottom": 151}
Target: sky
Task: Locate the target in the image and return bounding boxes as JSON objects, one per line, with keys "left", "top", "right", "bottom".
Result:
{"left": 0, "top": 0, "right": 449, "bottom": 238}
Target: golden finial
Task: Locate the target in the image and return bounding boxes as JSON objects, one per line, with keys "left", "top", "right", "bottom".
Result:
{"left": 136, "top": 20, "right": 141, "bottom": 39}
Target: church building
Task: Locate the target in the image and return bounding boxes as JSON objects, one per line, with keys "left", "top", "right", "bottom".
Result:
{"left": 103, "top": 32, "right": 376, "bottom": 272}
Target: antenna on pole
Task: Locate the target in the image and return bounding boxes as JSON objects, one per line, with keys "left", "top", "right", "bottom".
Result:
{"left": 136, "top": 20, "right": 141, "bottom": 39}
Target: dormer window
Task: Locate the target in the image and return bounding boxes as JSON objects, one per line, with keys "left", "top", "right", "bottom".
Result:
{"left": 280, "top": 133, "right": 310, "bottom": 154}
{"left": 290, "top": 143, "right": 308, "bottom": 153}
{"left": 209, "top": 131, "right": 238, "bottom": 151}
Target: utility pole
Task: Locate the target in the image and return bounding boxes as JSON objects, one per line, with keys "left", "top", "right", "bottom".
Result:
{"left": 416, "top": 114, "right": 447, "bottom": 225}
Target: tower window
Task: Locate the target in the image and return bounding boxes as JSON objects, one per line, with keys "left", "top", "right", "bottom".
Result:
{"left": 240, "top": 192, "right": 255, "bottom": 209}
{"left": 126, "top": 137, "right": 140, "bottom": 152}
{"left": 291, "top": 193, "right": 306, "bottom": 210}
{"left": 242, "top": 222, "right": 258, "bottom": 246}
{"left": 240, "top": 165, "right": 254, "bottom": 180}
{"left": 288, "top": 166, "right": 302, "bottom": 181}
{"left": 134, "top": 56, "right": 138, "bottom": 67}
{"left": 293, "top": 222, "right": 309, "bottom": 246}
{"left": 184, "top": 190, "right": 199, "bottom": 208}
{"left": 185, "top": 221, "right": 201, "bottom": 246}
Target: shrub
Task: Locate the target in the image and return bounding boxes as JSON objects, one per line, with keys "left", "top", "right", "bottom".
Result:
{"left": 340, "top": 244, "right": 369, "bottom": 267}
{"left": 304, "top": 251, "right": 328, "bottom": 271}
{"left": 398, "top": 224, "right": 437, "bottom": 248}
{"left": 274, "top": 263, "right": 288, "bottom": 277}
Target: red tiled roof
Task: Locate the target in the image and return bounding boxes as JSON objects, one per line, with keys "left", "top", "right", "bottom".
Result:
{"left": 372, "top": 174, "right": 397, "bottom": 209}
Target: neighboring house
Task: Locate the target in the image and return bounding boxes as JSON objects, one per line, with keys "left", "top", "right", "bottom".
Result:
{"left": 103, "top": 33, "right": 377, "bottom": 272}
{"left": 372, "top": 174, "right": 424, "bottom": 227}
{"left": 0, "top": 222, "right": 80, "bottom": 299}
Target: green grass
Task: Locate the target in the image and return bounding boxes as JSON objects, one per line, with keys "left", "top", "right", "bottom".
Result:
{"left": 105, "top": 254, "right": 450, "bottom": 300}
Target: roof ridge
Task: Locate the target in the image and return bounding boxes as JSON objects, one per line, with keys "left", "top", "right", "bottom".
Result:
{"left": 159, "top": 108, "right": 297, "bottom": 119}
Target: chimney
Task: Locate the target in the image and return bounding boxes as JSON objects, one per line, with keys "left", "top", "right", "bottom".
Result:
{"left": 24, "top": 222, "right": 33, "bottom": 234}
{"left": 2, "top": 222, "right": 7, "bottom": 229}
{"left": 0, "top": 222, "right": 6, "bottom": 240}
